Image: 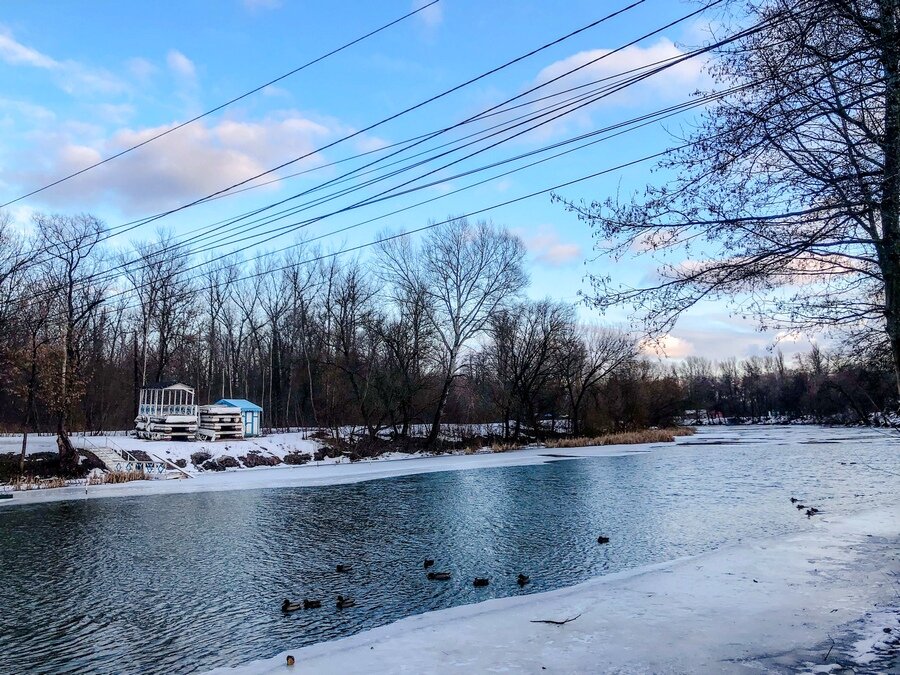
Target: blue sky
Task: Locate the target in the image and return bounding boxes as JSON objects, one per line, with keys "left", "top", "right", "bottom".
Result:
{"left": 0, "top": 0, "right": 817, "bottom": 362}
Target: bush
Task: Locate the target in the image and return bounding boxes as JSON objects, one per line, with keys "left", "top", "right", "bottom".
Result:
{"left": 216, "top": 455, "right": 240, "bottom": 469}
{"left": 202, "top": 459, "right": 224, "bottom": 472}
{"left": 191, "top": 451, "right": 211, "bottom": 466}
{"left": 174, "top": 458, "right": 187, "bottom": 468}
{"left": 240, "top": 452, "right": 281, "bottom": 468}
{"left": 284, "top": 452, "right": 312, "bottom": 465}
{"left": 312, "top": 449, "right": 327, "bottom": 462}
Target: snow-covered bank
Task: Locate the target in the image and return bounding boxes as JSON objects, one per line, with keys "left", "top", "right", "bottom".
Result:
{"left": 210, "top": 504, "right": 900, "bottom": 675}
{"left": 0, "top": 431, "right": 321, "bottom": 467}
{"left": 0, "top": 438, "right": 655, "bottom": 508}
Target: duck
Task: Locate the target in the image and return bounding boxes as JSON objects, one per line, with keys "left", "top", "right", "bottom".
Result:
{"left": 335, "top": 564, "right": 352, "bottom": 573}
{"left": 473, "top": 577, "right": 490, "bottom": 587}
{"left": 427, "top": 571, "right": 452, "bottom": 580}
{"left": 806, "top": 507, "right": 819, "bottom": 517}
{"left": 303, "top": 599, "right": 322, "bottom": 609}
{"left": 597, "top": 535, "right": 610, "bottom": 544}
{"left": 796, "top": 504, "right": 806, "bottom": 510}
{"left": 336, "top": 595, "right": 356, "bottom": 609}
{"left": 517, "top": 574, "right": 530, "bottom": 586}
{"left": 423, "top": 559, "right": 435, "bottom": 569}
{"left": 790, "top": 497, "right": 799, "bottom": 503}
{"left": 281, "top": 599, "right": 302, "bottom": 612}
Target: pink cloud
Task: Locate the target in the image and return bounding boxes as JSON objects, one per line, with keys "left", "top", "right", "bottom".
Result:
{"left": 9, "top": 113, "right": 336, "bottom": 213}
{"left": 518, "top": 224, "right": 582, "bottom": 267}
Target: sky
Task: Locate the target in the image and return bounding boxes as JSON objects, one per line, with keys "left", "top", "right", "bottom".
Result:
{"left": 0, "top": 0, "right": 819, "bottom": 363}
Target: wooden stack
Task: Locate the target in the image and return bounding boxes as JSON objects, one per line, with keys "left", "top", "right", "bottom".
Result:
{"left": 197, "top": 405, "right": 244, "bottom": 442}
{"left": 135, "top": 417, "right": 198, "bottom": 441}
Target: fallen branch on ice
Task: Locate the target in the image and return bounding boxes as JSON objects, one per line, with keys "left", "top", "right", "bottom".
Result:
{"left": 530, "top": 614, "right": 582, "bottom": 625}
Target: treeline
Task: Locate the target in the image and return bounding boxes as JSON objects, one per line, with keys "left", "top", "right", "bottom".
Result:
{"left": 0, "top": 213, "right": 684, "bottom": 455}
{"left": 675, "top": 350, "right": 896, "bottom": 424}
{"left": 1, "top": 212, "right": 891, "bottom": 461}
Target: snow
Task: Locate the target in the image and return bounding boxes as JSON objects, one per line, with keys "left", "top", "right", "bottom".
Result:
{"left": 0, "top": 434, "right": 655, "bottom": 507}
{"left": 206, "top": 504, "right": 900, "bottom": 675}
{"left": 0, "top": 431, "right": 320, "bottom": 466}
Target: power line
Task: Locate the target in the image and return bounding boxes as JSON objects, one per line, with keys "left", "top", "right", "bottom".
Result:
{"left": 10, "top": 0, "right": 649, "bottom": 267}
{"left": 13, "top": 3, "right": 789, "bottom": 311}
{"left": 0, "top": 0, "right": 441, "bottom": 209}
{"left": 20, "top": 37, "right": 736, "bottom": 308}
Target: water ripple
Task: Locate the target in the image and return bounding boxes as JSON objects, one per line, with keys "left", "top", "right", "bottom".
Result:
{"left": 1, "top": 427, "right": 898, "bottom": 674}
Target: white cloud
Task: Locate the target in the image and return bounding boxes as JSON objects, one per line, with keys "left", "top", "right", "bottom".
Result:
{"left": 494, "top": 178, "right": 513, "bottom": 192}
{"left": 0, "top": 30, "right": 57, "bottom": 68}
{"left": 536, "top": 39, "right": 708, "bottom": 100}
{"left": 127, "top": 57, "right": 158, "bottom": 82}
{"left": 518, "top": 224, "right": 582, "bottom": 267}
{"left": 641, "top": 334, "right": 694, "bottom": 359}
{"left": 91, "top": 103, "right": 136, "bottom": 125}
{"left": 167, "top": 50, "right": 196, "bottom": 81}
{"left": 10, "top": 113, "right": 336, "bottom": 213}
{"left": 354, "top": 135, "right": 391, "bottom": 153}
{"left": 524, "top": 39, "right": 711, "bottom": 141}
{"left": 0, "top": 97, "right": 55, "bottom": 122}
{"left": 0, "top": 27, "right": 125, "bottom": 94}
{"left": 412, "top": 0, "right": 443, "bottom": 28}
{"left": 641, "top": 312, "right": 820, "bottom": 363}
{"left": 261, "top": 84, "right": 290, "bottom": 98}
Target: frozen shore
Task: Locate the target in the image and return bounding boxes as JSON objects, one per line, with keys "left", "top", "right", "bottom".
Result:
{"left": 210, "top": 504, "right": 900, "bottom": 674}
{"left": 0, "top": 436, "right": 656, "bottom": 508}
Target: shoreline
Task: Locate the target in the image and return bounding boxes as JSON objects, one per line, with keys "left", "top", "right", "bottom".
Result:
{"left": 0, "top": 439, "right": 658, "bottom": 509}
{"left": 208, "top": 503, "right": 900, "bottom": 674}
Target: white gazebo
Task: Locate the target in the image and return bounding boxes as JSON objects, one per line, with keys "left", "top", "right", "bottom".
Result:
{"left": 135, "top": 381, "right": 199, "bottom": 441}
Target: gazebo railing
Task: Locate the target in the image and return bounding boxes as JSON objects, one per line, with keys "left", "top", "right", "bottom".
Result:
{"left": 138, "top": 403, "right": 198, "bottom": 418}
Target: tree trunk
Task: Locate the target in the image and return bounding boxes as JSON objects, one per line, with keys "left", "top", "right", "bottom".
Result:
{"left": 19, "top": 431, "right": 27, "bottom": 475}
{"left": 426, "top": 355, "right": 457, "bottom": 447}
{"left": 880, "top": 0, "right": 900, "bottom": 398}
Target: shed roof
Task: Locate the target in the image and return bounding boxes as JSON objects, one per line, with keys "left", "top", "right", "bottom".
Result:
{"left": 215, "top": 398, "right": 263, "bottom": 412}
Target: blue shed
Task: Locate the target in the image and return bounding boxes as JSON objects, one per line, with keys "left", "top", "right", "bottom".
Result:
{"left": 215, "top": 399, "right": 263, "bottom": 437}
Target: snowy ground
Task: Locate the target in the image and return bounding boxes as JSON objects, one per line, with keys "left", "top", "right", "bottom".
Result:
{"left": 207, "top": 504, "right": 900, "bottom": 675}
{"left": 0, "top": 430, "right": 322, "bottom": 466}
{"left": 0, "top": 435, "right": 654, "bottom": 507}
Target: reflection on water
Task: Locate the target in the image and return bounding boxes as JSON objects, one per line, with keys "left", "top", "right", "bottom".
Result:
{"left": 1, "top": 427, "right": 898, "bottom": 674}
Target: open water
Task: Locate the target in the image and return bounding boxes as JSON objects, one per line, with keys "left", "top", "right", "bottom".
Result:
{"left": 1, "top": 426, "right": 898, "bottom": 674}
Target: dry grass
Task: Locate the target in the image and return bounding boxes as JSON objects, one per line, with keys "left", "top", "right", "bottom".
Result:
{"left": 96, "top": 470, "right": 147, "bottom": 484}
{"left": 544, "top": 427, "right": 696, "bottom": 449}
{"left": 12, "top": 476, "right": 68, "bottom": 491}
{"left": 490, "top": 442, "right": 523, "bottom": 453}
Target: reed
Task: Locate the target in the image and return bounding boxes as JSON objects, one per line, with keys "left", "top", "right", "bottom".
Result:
{"left": 544, "top": 427, "right": 696, "bottom": 449}
{"left": 99, "top": 470, "right": 147, "bottom": 484}
{"left": 12, "top": 476, "right": 68, "bottom": 491}
{"left": 489, "top": 442, "right": 522, "bottom": 453}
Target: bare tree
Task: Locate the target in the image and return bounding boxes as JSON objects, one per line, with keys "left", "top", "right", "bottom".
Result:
{"left": 324, "top": 257, "right": 382, "bottom": 438}
{"left": 36, "top": 213, "right": 108, "bottom": 473}
{"left": 562, "top": 0, "right": 900, "bottom": 394}
{"left": 380, "top": 217, "right": 527, "bottom": 446}
{"left": 559, "top": 326, "right": 636, "bottom": 436}
{"left": 488, "top": 300, "right": 575, "bottom": 439}
{"left": 373, "top": 278, "right": 436, "bottom": 440}
{"left": 0, "top": 211, "right": 34, "bottom": 348}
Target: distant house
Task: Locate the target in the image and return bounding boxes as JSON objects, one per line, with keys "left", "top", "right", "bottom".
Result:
{"left": 215, "top": 399, "right": 263, "bottom": 437}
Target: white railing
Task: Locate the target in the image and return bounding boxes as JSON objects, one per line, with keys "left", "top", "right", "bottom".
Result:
{"left": 137, "top": 404, "right": 199, "bottom": 418}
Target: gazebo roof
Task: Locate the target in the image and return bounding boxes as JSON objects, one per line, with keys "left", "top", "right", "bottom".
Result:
{"left": 143, "top": 381, "right": 194, "bottom": 391}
